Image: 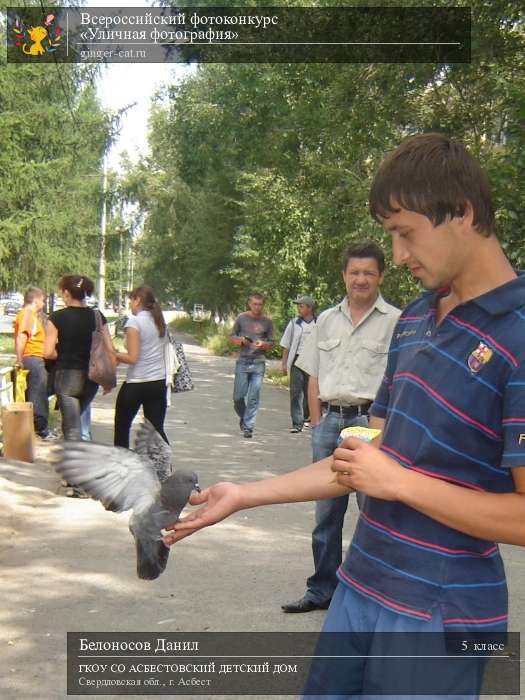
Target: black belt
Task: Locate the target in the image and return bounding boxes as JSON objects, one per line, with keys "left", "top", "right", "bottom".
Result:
{"left": 328, "top": 402, "right": 372, "bottom": 417}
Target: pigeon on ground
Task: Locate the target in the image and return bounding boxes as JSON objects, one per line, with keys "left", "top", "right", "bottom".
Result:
{"left": 53, "top": 420, "right": 200, "bottom": 580}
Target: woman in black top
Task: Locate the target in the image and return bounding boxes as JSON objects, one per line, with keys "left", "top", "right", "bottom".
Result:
{"left": 44, "top": 275, "right": 113, "bottom": 440}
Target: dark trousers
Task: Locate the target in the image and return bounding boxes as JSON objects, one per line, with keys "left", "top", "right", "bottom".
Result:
{"left": 22, "top": 356, "right": 49, "bottom": 436}
{"left": 290, "top": 363, "right": 310, "bottom": 429}
{"left": 55, "top": 369, "right": 99, "bottom": 441}
{"left": 114, "top": 379, "right": 168, "bottom": 449}
{"left": 306, "top": 410, "right": 368, "bottom": 605}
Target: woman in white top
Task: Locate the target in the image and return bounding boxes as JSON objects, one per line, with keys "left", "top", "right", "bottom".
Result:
{"left": 113, "top": 286, "right": 168, "bottom": 448}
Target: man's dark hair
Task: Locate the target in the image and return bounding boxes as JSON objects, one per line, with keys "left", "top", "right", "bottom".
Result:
{"left": 248, "top": 292, "right": 265, "bottom": 302}
{"left": 369, "top": 133, "right": 495, "bottom": 237}
{"left": 24, "top": 286, "right": 44, "bottom": 305}
{"left": 341, "top": 240, "right": 385, "bottom": 275}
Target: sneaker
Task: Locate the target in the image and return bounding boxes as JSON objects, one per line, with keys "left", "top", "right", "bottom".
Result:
{"left": 290, "top": 427, "right": 302, "bottom": 433}
{"left": 37, "top": 430, "right": 58, "bottom": 441}
{"left": 243, "top": 429, "right": 253, "bottom": 439}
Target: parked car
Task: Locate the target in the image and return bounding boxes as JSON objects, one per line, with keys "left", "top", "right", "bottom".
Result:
{"left": 4, "top": 300, "right": 21, "bottom": 315}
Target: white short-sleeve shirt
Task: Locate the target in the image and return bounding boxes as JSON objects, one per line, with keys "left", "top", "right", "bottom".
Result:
{"left": 296, "top": 296, "right": 400, "bottom": 404}
{"left": 124, "top": 310, "right": 166, "bottom": 382}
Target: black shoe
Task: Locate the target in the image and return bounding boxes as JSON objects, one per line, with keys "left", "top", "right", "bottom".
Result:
{"left": 290, "top": 427, "right": 302, "bottom": 433}
{"left": 243, "top": 429, "right": 253, "bottom": 438}
{"left": 281, "top": 596, "right": 331, "bottom": 613}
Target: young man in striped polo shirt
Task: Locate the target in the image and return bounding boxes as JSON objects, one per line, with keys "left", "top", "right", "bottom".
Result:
{"left": 165, "top": 134, "right": 524, "bottom": 697}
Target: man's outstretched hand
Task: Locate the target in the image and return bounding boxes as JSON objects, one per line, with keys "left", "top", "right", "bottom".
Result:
{"left": 162, "top": 482, "right": 245, "bottom": 545}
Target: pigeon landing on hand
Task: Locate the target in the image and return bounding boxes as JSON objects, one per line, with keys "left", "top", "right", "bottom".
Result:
{"left": 54, "top": 420, "right": 200, "bottom": 580}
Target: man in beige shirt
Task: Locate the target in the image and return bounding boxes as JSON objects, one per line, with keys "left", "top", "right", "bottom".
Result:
{"left": 281, "top": 240, "right": 400, "bottom": 613}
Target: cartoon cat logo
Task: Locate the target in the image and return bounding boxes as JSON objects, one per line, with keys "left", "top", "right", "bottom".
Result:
{"left": 23, "top": 26, "right": 48, "bottom": 55}
{"left": 13, "top": 14, "right": 62, "bottom": 57}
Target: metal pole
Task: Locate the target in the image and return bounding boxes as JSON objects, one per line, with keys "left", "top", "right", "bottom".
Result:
{"left": 118, "top": 227, "right": 123, "bottom": 310}
{"left": 97, "top": 156, "right": 107, "bottom": 310}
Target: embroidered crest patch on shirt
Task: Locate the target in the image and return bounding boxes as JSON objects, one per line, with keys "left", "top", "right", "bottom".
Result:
{"left": 467, "top": 342, "right": 493, "bottom": 373}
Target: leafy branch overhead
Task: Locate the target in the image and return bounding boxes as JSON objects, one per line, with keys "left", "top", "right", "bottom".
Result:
{"left": 128, "top": 0, "right": 524, "bottom": 331}
{"left": 0, "top": 50, "right": 120, "bottom": 294}
{"left": 2, "top": 0, "right": 523, "bottom": 329}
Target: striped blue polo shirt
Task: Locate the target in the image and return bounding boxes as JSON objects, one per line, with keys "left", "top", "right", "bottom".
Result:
{"left": 338, "top": 274, "right": 525, "bottom": 630}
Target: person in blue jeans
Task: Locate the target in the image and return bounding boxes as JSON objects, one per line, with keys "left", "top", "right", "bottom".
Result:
{"left": 307, "top": 409, "right": 369, "bottom": 602}
{"left": 280, "top": 295, "right": 317, "bottom": 433}
{"left": 14, "top": 287, "right": 50, "bottom": 439}
{"left": 164, "top": 134, "right": 524, "bottom": 699}
{"left": 230, "top": 293, "right": 273, "bottom": 439}
{"left": 283, "top": 241, "right": 400, "bottom": 613}
{"left": 80, "top": 404, "right": 92, "bottom": 440}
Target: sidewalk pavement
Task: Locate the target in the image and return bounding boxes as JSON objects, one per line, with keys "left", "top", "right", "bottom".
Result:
{"left": 0, "top": 333, "right": 523, "bottom": 699}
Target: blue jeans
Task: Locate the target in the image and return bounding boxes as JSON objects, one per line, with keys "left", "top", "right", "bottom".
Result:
{"left": 306, "top": 410, "right": 368, "bottom": 605}
{"left": 303, "top": 583, "right": 485, "bottom": 699}
{"left": 22, "top": 356, "right": 49, "bottom": 436}
{"left": 233, "top": 360, "right": 265, "bottom": 431}
{"left": 55, "top": 369, "right": 99, "bottom": 441}
{"left": 290, "top": 363, "right": 310, "bottom": 429}
{"left": 80, "top": 404, "right": 92, "bottom": 441}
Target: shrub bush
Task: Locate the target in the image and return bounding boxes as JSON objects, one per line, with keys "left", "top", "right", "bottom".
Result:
{"left": 266, "top": 368, "right": 289, "bottom": 387}
{"left": 205, "top": 325, "right": 235, "bottom": 355}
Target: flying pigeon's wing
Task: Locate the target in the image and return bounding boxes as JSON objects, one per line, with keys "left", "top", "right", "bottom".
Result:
{"left": 54, "top": 441, "right": 159, "bottom": 514}
{"left": 134, "top": 419, "right": 172, "bottom": 482}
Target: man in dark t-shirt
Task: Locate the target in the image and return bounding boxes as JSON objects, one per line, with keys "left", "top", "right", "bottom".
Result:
{"left": 230, "top": 293, "right": 273, "bottom": 438}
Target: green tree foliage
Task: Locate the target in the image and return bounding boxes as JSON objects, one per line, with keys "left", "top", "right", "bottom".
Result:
{"left": 129, "top": 0, "right": 524, "bottom": 328}
{"left": 0, "top": 2, "right": 117, "bottom": 295}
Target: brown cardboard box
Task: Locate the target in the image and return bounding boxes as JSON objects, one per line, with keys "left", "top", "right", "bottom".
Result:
{"left": 1, "top": 402, "right": 35, "bottom": 463}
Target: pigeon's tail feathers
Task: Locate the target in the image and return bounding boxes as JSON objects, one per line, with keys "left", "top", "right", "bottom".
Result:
{"left": 134, "top": 420, "right": 172, "bottom": 482}
{"left": 129, "top": 520, "right": 170, "bottom": 580}
{"left": 137, "top": 540, "right": 170, "bottom": 580}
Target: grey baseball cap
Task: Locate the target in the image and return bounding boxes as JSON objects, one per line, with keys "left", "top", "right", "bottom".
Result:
{"left": 293, "top": 295, "right": 315, "bottom": 307}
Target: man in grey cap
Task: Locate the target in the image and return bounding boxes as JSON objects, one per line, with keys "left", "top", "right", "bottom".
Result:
{"left": 280, "top": 295, "right": 316, "bottom": 433}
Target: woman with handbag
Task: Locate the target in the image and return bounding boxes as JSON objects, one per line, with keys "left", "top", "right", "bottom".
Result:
{"left": 113, "top": 285, "right": 169, "bottom": 448}
{"left": 44, "top": 274, "right": 114, "bottom": 442}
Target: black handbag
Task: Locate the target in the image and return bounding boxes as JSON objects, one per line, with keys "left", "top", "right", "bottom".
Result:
{"left": 173, "top": 342, "right": 194, "bottom": 392}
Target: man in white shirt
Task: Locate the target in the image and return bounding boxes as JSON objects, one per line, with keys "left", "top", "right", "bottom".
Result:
{"left": 280, "top": 295, "right": 316, "bottom": 433}
{"left": 282, "top": 240, "right": 400, "bottom": 613}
